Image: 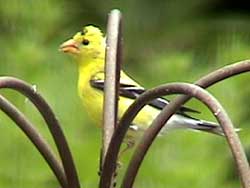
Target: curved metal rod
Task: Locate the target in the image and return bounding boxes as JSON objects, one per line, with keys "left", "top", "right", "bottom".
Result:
{"left": 122, "top": 83, "right": 250, "bottom": 188}
{"left": 0, "top": 94, "right": 67, "bottom": 188}
{"left": 196, "top": 59, "right": 250, "bottom": 87}
{"left": 0, "top": 77, "right": 80, "bottom": 188}
{"left": 100, "top": 59, "right": 250, "bottom": 188}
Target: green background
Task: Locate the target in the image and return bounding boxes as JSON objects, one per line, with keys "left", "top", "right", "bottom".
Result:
{"left": 0, "top": 0, "right": 250, "bottom": 187}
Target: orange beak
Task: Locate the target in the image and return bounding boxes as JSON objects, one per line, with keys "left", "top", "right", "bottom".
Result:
{"left": 59, "top": 39, "right": 80, "bottom": 54}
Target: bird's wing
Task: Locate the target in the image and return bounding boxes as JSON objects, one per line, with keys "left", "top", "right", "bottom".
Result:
{"left": 90, "top": 71, "right": 200, "bottom": 115}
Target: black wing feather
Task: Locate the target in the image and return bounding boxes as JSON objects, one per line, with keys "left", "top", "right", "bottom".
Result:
{"left": 90, "top": 79, "right": 200, "bottom": 114}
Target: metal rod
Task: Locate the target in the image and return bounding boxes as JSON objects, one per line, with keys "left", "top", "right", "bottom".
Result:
{"left": 102, "top": 9, "right": 122, "bottom": 161}
{"left": 100, "top": 59, "right": 250, "bottom": 188}
{"left": 122, "top": 83, "right": 250, "bottom": 188}
{"left": 0, "top": 94, "right": 67, "bottom": 188}
{"left": 100, "top": 9, "right": 122, "bottom": 188}
{"left": 0, "top": 77, "right": 80, "bottom": 188}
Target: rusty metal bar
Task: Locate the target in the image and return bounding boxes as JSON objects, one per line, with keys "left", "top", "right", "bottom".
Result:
{"left": 0, "top": 77, "right": 80, "bottom": 188}
{"left": 100, "top": 9, "right": 122, "bottom": 188}
{"left": 102, "top": 9, "right": 122, "bottom": 161}
{"left": 100, "top": 59, "right": 250, "bottom": 188}
{"left": 0, "top": 94, "right": 67, "bottom": 188}
{"left": 196, "top": 59, "right": 250, "bottom": 87}
{"left": 122, "top": 83, "right": 250, "bottom": 188}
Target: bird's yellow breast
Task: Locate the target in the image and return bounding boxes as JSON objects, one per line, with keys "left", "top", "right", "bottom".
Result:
{"left": 78, "top": 60, "right": 104, "bottom": 125}
{"left": 77, "top": 59, "right": 159, "bottom": 132}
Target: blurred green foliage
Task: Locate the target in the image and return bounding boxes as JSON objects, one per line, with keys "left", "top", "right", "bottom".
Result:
{"left": 0, "top": 0, "right": 250, "bottom": 187}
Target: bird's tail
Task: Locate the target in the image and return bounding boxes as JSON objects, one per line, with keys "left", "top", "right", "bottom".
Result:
{"left": 187, "top": 119, "right": 224, "bottom": 136}
{"left": 181, "top": 118, "right": 241, "bottom": 136}
{"left": 162, "top": 115, "right": 240, "bottom": 136}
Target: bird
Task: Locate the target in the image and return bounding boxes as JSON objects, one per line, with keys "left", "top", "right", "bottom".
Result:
{"left": 59, "top": 25, "right": 224, "bottom": 149}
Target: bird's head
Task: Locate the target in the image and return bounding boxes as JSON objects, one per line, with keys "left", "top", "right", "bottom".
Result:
{"left": 59, "top": 25, "right": 105, "bottom": 61}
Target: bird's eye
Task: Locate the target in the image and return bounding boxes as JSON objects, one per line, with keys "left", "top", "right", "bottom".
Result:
{"left": 82, "top": 39, "right": 89, "bottom": 45}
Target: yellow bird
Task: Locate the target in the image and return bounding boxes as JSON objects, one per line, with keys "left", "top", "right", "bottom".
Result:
{"left": 59, "top": 25, "right": 223, "bottom": 148}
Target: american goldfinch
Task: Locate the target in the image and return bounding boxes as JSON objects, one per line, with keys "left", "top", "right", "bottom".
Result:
{"left": 59, "top": 25, "right": 223, "bottom": 147}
